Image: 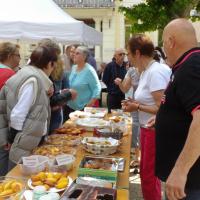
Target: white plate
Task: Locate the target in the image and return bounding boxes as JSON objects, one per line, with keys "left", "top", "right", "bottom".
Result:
{"left": 76, "top": 118, "right": 110, "bottom": 128}
{"left": 69, "top": 111, "right": 88, "bottom": 121}
{"left": 70, "top": 110, "right": 106, "bottom": 120}
{"left": 84, "top": 107, "right": 107, "bottom": 113}
{"left": 27, "top": 176, "right": 73, "bottom": 193}
{"left": 84, "top": 107, "right": 107, "bottom": 118}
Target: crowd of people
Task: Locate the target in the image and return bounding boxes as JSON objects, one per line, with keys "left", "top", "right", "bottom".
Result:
{"left": 0, "top": 18, "right": 200, "bottom": 200}
{"left": 0, "top": 41, "right": 101, "bottom": 175}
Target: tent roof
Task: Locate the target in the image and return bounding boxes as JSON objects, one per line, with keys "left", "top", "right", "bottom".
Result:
{"left": 0, "top": 0, "right": 102, "bottom": 45}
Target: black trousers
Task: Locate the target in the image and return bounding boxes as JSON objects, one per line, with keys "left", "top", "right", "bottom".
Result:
{"left": 107, "top": 94, "right": 125, "bottom": 113}
{"left": 62, "top": 105, "right": 75, "bottom": 122}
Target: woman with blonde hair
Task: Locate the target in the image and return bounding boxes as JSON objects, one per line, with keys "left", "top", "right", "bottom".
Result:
{"left": 49, "top": 56, "right": 77, "bottom": 132}
{"left": 0, "top": 42, "right": 20, "bottom": 176}
{"left": 0, "top": 42, "right": 20, "bottom": 89}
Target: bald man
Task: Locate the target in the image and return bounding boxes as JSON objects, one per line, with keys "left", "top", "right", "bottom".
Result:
{"left": 102, "top": 48, "right": 127, "bottom": 112}
{"left": 155, "top": 18, "right": 200, "bottom": 200}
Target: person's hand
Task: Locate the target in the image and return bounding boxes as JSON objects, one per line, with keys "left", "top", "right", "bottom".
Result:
{"left": 86, "top": 99, "right": 97, "bottom": 107}
{"left": 121, "top": 97, "right": 134, "bottom": 105}
{"left": 61, "top": 88, "right": 69, "bottom": 94}
{"left": 86, "top": 102, "right": 94, "bottom": 107}
{"left": 69, "top": 89, "right": 77, "bottom": 100}
{"left": 146, "top": 116, "right": 156, "bottom": 128}
{"left": 4, "top": 143, "right": 11, "bottom": 151}
{"left": 166, "top": 166, "right": 187, "bottom": 200}
{"left": 47, "top": 86, "right": 54, "bottom": 97}
{"left": 122, "top": 100, "right": 139, "bottom": 112}
{"left": 114, "top": 78, "right": 122, "bottom": 86}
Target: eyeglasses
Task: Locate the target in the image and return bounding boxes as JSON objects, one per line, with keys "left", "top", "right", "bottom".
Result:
{"left": 13, "top": 54, "right": 21, "bottom": 59}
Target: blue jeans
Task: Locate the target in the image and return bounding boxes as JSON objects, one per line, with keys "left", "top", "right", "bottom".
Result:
{"left": 131, "top": 111, "right": 140, "bottom": 148}
{"left": 49, "top": 109, "right": 62, "bottom": 133}
{"left": 0, "top": 147, "right": 9, "bottom": 176}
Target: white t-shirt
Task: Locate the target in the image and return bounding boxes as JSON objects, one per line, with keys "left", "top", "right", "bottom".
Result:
{"left": 135, "top": 61, "right": 171, "bottom": 125}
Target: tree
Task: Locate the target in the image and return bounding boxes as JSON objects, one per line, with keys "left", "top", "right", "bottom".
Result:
{"left": 119, "top": 0, "right": 200, "bottom": 45}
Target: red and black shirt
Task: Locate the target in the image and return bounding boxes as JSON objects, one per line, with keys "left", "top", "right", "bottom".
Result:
{"left": 155, "top": 47, "right": 200, "bottom": 189}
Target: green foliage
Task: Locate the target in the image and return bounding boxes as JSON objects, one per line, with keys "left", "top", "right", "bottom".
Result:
{"left": 119, "top": 0, "right": 200, "bottom": 33}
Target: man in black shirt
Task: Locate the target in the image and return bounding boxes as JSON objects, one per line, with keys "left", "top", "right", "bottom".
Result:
{"left": 155, "top": 18, "right": 200, "bottom": 200}
{"left": 102, "top": 48, "right": 127, "bottom": 113}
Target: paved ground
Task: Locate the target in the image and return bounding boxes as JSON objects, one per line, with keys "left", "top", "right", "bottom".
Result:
{"left": 129, "top": 169, "right": 143, "bottom": 200}
{"left": 129, "top": 168, "right": 165, "bottom": 200}
{"left": 128, "top": 152, "right": 165, "bottom": 200}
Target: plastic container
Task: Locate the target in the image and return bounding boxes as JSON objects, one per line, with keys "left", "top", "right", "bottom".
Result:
{"left": 39, "top": 192, "right": 60, "bottom": 200}
{"left": 33, "top": 186, "right": 47, "bottom": 200}
{"left": 94, "top": 128, "right": 123, "bottom": 140}
{"left": 49, "top": 154, "right": 76, "bottom": 172}
{"left": 19, "top": 155, "right": 49, "bottom": 175}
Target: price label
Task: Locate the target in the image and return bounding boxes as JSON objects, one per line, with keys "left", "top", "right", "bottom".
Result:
{"left": 22, "top": 155, "right": 39, "bottom": 166}
{"left": 56, "top": 154, "right": 74, "bottom": 166}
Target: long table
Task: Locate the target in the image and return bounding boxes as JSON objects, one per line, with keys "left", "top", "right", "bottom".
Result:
{"left": 7, "top": 118, "right": 132, "bottom": 199}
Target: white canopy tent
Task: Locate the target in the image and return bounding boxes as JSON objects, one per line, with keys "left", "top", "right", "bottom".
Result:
{"left": 0, "top": 0, "right": 102, "bottom": 45}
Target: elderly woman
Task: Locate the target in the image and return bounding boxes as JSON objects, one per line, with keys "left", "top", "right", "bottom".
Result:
{"left": 66, "top": 46, "right": 101, "bottom": 115}
{"left": 122, "top": 34, "right": 171, "bottom": 200}
{"left": 0, "top": 45, "right": 58, "bottom": 172}
{"left": 0, "top": 42, "right": 20, "bottom": 89}
{"left": 0, "top": 42, "right": 21, "bottom": 176}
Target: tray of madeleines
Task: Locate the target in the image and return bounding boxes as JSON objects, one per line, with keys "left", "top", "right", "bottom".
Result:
{"left": 28, "top": 172, "right": 72, "bottom": 192}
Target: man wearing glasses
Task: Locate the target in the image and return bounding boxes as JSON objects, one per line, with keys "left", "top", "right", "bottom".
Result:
{"left": 103, "top": 48, "right": 127, "bottom": 113}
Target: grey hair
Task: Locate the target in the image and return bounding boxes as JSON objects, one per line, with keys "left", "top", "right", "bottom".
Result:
{"left": 77, "top": 46, "right": 89, "bottom": 62}
{"left": 38, "top": 38, "right": 61, "bottom": 55}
